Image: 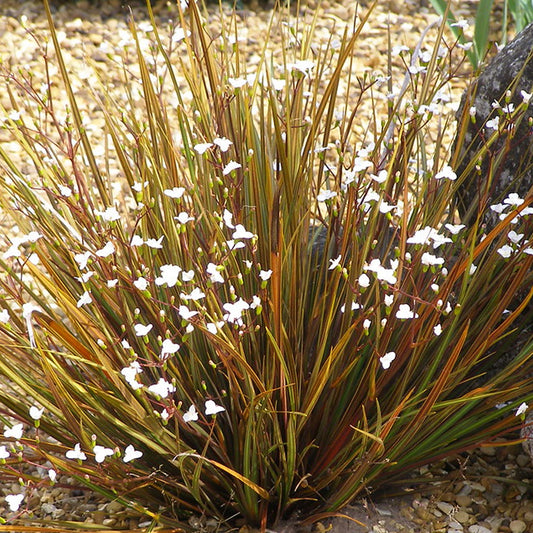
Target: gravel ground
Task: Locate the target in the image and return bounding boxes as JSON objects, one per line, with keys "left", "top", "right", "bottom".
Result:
{"left": 0, "top": 0, "right": 531, "bottom": 532}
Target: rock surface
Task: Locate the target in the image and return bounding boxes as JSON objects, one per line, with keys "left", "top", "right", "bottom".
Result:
{"left": 454, "top": 23, "right": 533, "bottom": 225}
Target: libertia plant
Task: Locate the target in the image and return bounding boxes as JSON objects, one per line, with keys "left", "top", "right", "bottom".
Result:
{"left": 0, "top": 0, "right": 531, "bottom": 530}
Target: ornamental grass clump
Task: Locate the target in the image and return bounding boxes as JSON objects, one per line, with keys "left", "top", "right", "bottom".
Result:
{"left": 0, "top": 0, "right": 531, "bottom": 530}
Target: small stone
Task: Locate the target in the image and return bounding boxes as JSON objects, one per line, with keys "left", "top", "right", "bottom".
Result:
{"left": 523, "top": 510, "right": 533, "bottom": 521}
{"left": 454, "top": 510, "right": 472, "bottom": 525}
{"left": 89, "top": 33, "right": 103, "bottom": 46}
{"left": 439, "top": 492, "right": 456, "bottom": 502}
{"left": 437, "top": 501, "right": 454, "bottom": 515}
{"left": 415, "top": 507, "right": 433, "bottom": 521}
{"left": 516, "top": 454, "right": 530, "bottom": 468}
{"left": 455, "top": 494, "right": 472, "bottom": 507}
{"left": 479, "top": 446, "right": 496, "bottom": 456}
{"left": 468, "top": 526, "right": 492, "bottom": 533}
{"left": 92, "top": 510, "right": 106, "bottom": 524}
{"left": 509, "top": 520, "right": 527, "bottom": 533}
{"left": 468, "top": 482, "right": 486, "bottom": 493}
{"left": 106, "top": 501, "right": 123, "bottom": 513}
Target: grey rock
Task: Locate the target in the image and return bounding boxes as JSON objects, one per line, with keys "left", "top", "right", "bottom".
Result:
{"left": 454, "top": 23, "right": 533, "bottom": 225}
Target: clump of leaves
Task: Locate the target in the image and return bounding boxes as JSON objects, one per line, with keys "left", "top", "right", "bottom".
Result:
{"left": 0, "top": 0, "right": 531, "bottom": 530}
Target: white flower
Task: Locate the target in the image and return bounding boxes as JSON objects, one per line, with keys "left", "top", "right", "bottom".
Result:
{"left": 22, "top": 303, "right": 40, "bottom": 320}
{"left": 206, "top": 321, "right": 224, "bottom": 334}
{"left": 421, "top": 252, "right": 444, "bottom": 267}
{"left": 145, "top": 236, "right": 164, "bottom": 249}
{"left": 155, "top": 264, "right": 182, "bottom": 287}
{"left": 0, "top": 446, "right": 10, "bottom": 459}
{"left": 66, "top": 443, "right": 87, "bottom": 461}
{"left": 160, "top": 339, "right": 180, "bottom": 359}
{"left": 384, "top": 294, "right": 394, "bottom": 307}
{"left": 95, "top": 206, "right": 121, "bottom": 222}
{"left": 5, "top": 493, "right": 24, "bottom": 512}
{"left": 434, "top": 165, "right": 457, "bottom": 181}
{"left": 171, "top": 27, "right": 190, "bottom": 42}
{"left": 521, "top": 90, "right": 532, "bottom": 104}
{"left": 131, "top": 181, "right": 148, "bottom": 192}
{"left": 396, "top": 304, "right": 418, "bottom": 320}
{"left": 174, "top": 212, "right": 194, "bottom": 224}
{"left": 183, "top": 404, "right": 199, "bottom": 422}
{"left": 148, "top": 378, "right": 176, "bottom": 399}
{"left": 329, "top": 255, "right": 342, "bottom": 270}
{"left": 370, "top": 170, "right": 388, "bottom": 183}
{"left": 93, "top": 445, "right": 114, "bottom": 463}
{"left": 450, "top": 19, "right": 469, "bottom": 29}
{"left": 379, "top": 201, "right": 395, "bottom": 214}
{"left": 490, "top": 202, "right": 507, "bottom": 214}
{"left": 75, "top": 271, "right": 95, "bottom": 283}
{"left": 392, "top": 44, "right": 409, "bottom": 56}
{"left": 121, "top": 362, "right": 143, "bottom": 390}
{"left": 205, "top": 400, "right": 225, "bottom": 415}
{"left": 259, "top": 269, "right": 273, "bottom": 280}
{"left": 379, "top": 352, "right": 396, "bottom": 370}
{"left": 164, "top": 187, "right": 186, "bottom": 199}
{"left": 433, "top": 324, "right": 442, "bottom": 336}
{"left": 317, "top": 190, "right": 337, "bottom": 202}
{"left": 4, "top": 423, "right": 23, "bottom": 439}
{"left": 29, "top": 406, "right": 43, "bottom": 420}
{"left": 516, "top": 402, "right": 528, "bottom": 416}
{"left": 486, "top": 116, "right": 499, "bottom": 130}
{"left": 133, "top": 277, "right": 149, "bottom": 291}
{"left": 180, "top": 287, "right": 205, "bottom": 301}
{"left": 74, "top": 251, "right": 92, "bottom": 269}
{"left": 178, "top": 305, "right": 198, "bottom": 321}
{"left": 444, "top": 223, "right": 465, "bottom": 235}
{"left": 228, "top": 77, "right": 248, "bottom": 89}
{"left": 0, "top": 309, "right": 9, "bottom": 323}
{"left": 123, "top": 444, "right": 143, "bottom": 463}
{"left": 134, "top": 323, "right": 153, "bottom": 337}
{"left": 232, "top": 224, "right": 254, "bottom": 239}
{"left": 340, "top": 301, "right": 361, "bottom": 313}
{"left": 365, "top": 259, "right": 397, "bottom": 285}
{"left": 358, "top": 273, "right": 370, "bottom": 288}
{"left": 508, "top": 230, "right": 524, "bottom": 243}
{"left": 406, "top": 226, "right": 436, "bottom": 245}
{"left": 271, "top": 78, "right": 286, "bottom": 91}
{"left": 130, "top": 235, "right": 144, "bottom": 247}
{"left": 504, "top": 193, "right": 524, "bottom": 206}
{"left": 77, "top": 290, "right": 92, "bottom": 307}
{"left": 363, "top": 318, "right": 371, "bottom": 330}
{"left": 288, "top": 60, "right": 315, "bottom": 76}
{"left": 250, "top": 295, "right": 261, "bottom": 309}
{"left": 26, "top": 231, "right": 42, "bottom": 243}
{"left": 213, "top": 137, "right": 233, "bottom": 152}
{"left": 107, "top": 279, "right": 119, "bottom": 288}
{"left": 193, "top": 142, "right": 213, "bottom": 154}
{"left": 223, "top": 160, "right": 242, "bottom": 175}
{"left": 497, "top": 244, "right": 514, "bottom": 258}
{"left": 223, "top": 209, "right": 235, "bottom": 229}
{"left": 59, "top": 185, "right": 73, "bottom": 197}
{"left": 223, "top": 298, "right": 250, "bottom": 324}
{"left": 48, "top": 469, "right": 57, "bottom": 482}
{"left": 352, "top": 156, "right": 373, "bottom": 173}
{"left": 182, "top": 270, "right": 195, "bottom": 282}
{"left": 226, "top": 240, "right": 245, "bottom": 250}
{"left": 95, "top": 241, "right": 115, "bottom": 258}
{"left": 207, "top": 263, "right": 224, "bottom": 284}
